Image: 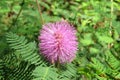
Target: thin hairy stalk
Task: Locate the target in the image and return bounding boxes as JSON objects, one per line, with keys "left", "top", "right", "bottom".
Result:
{"left": 108, "top": 0, "right": 114, "bottom": 49}
{"left": 36, "top": 0, "right": 44, "bottom": 24}
{"left": 13, "top": 0, "right": 24, "bottom": 25}
{"left": 110, "top": 0, "right": 113, "bottom": 31}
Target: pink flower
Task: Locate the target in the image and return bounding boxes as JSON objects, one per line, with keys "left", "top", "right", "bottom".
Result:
{"left": 38, "top": 21, "right": 78, "bottom": 64}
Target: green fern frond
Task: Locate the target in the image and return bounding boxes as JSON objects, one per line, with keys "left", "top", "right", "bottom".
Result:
{"left": 59, "top": 63, "right": 77, "bottom": 80}
{"left": 95, "top": 74, "right": 108, "bottom": 80}
{"left": 33, "top": 63, "right": 77, "bottom": 80}
{"left": 90, "top": 50, "right": 120, "bottom": 79}
{"left": 33, "top": 65, "right": 58, "bottom": 80}
{"left": 5, "top": 61, "right": 35, "bottom": 80}
{"left": 90, "top": 58, "right": 108, "bottom": 74}
{"left": 0, "top": 59, "right": 4, "bottom": 79}
{"left": 2, "top": 53, "right": 19, "bottom": 68}
{"left": 112, "top": 72, "right": 120, "bottom": 79}
{"left": 90, "top": 58, "right": 113, "bottom": 79}
{"left": 6, "top": 32, "right": 42, "bottom": 65}
{"left": 0, "top": 53, "right": 19, "bottom": 79}
{"left": 1, "top": 56, "right": 35, "bottom": 80}
{"left": 105, "top": 50, "right": 120, "bottom": 70}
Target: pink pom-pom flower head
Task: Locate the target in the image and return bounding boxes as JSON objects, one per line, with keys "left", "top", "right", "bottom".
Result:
{"left": 38, "top": 21, "right": 78, "bottom": 64}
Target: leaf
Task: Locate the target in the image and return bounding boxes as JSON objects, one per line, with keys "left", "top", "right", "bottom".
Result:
{"left": 80, "top": 33, "right": 94, "bottom": 46}
{"left": 59, "top": 63, "right": 77, "bottom": 80}
{"left": 6, "top": 61, "right": 35, "bottom": 80}
{"left": 112, "top": 72, "right": 120, "bottom": 79}
{"left": 90, "top": 58, "right": 108, "bottom": 74}
{"left": 6, "top": 32, "right": 42, "bottom": 65}
{"left": 89, "top": 47, "right": 99, "bottom": 54}
{"left": 96, "top": 32, "right": 114, "bottom": 43}
{"left": 33, "top": 66, "right": 58, "bottom": 80}
{"left": 80, "top": 39, "right": 94, "bottom": 46}
{"left": 105, "top": 50, "right": 120, "bottom": 70}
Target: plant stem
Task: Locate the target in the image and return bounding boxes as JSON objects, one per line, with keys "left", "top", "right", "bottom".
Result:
{"left": 108, "top": 0, "right": 114, "bottom": 49}
{"left": 36, "top": 0, "right": 44, "bottom": 24}
{"left": 13, "top": 0, "right": 24, "bottom": 25}
{"left": 110, "top": 0, "right": 113, "bottom": 34}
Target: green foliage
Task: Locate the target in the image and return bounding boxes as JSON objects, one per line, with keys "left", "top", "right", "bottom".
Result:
{"left": 6, "top": 32, "right": 42, "bottom": 65}
{"left": 0, "top": 0, "right": 120, "bottom": 80}
{"left": 4, "top": 61, "right": 35, "bottom": 80}
{"left": 33, "top": 66, "right": 58, "bottom": 80}
{"left": 88, "top": 50, "right": 120, "bottom": 79}
{"left": 0, "top": 32, "right": 77, "bottom": 80}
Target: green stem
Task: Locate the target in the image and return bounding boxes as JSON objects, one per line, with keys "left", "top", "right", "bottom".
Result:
{"left": 13, "top": 0, "right": 24, "bottom": 25}
{"left": 110, "top": 0, "right": 113, "bottom": 36}
{"left": 108, "top": 0, "right": 114, "bottom": 49}
{"left": 36, "top": 0, "right": 44, "bottom": 24}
